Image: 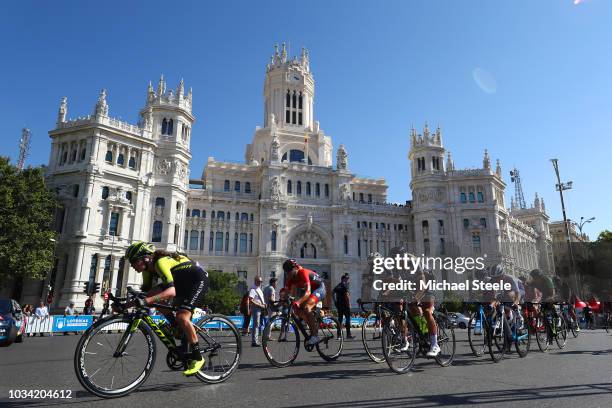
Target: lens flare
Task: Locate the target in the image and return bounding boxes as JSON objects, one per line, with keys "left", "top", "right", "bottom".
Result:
{"left": 472, "top": 68, "right": 497, "bottom": 94}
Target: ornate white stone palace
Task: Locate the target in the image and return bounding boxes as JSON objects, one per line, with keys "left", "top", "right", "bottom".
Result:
{"left": 10, "top": 45, "right": 554, "bottom": 309}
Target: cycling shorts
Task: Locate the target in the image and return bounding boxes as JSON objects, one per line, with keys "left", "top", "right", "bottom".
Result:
{"left": 172, "top": 265, "right": 209, "bottom": 312}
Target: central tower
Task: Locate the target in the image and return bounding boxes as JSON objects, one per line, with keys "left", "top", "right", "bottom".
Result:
{"left": 246, "top": 44, "right": 332, "bottom": 167}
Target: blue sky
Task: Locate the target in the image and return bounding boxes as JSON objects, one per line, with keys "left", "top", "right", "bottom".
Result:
{"left": 0, "top": 1, "right": 609, "bottom": 238}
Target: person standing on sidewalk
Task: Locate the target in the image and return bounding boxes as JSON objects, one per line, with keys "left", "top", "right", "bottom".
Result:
{"left": 333, "top": 274, "right": 354, "bottom": 339}
{"left": 248, "top": 276, "right": 267, "bottom": 347}
{"left": 262, "top": 277, "right": 278, "bottom": 328}
{"left": 240, "top": 293, "right": 251, "bottom": 336}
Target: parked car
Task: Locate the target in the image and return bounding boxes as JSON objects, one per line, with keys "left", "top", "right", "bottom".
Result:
{"left": 0, "top": 298, "right": 26, "bottom": 346}
{"left": 448, "top": 312, "right": 470, "bottom": 329}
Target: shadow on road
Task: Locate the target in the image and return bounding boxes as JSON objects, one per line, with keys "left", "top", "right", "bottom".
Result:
{"left": 286, "top": 382, "right": 612, "bottom": 408}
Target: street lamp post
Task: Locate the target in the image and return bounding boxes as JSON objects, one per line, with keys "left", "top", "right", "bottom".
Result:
{"left": 570, "top": 216, "right": 595, "bottom": 240}
{"left": 550, "top": 159, "right": 579, "bottom": 297}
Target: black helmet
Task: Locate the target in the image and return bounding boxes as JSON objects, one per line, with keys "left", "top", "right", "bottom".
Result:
{"left": 282, "top": 259, "right": 299, "bottom": 273}
{"left": 530, "top": 269, "right": 542, "bottom": 278}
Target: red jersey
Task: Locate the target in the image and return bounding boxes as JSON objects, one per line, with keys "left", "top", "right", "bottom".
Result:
{"left": 285, "top": 267, "right": 322, "bottom": 292}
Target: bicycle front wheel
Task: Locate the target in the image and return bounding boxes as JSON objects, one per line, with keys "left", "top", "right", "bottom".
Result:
{"left": 488, "top": 311, "right": 507, "bottom": 363}
{"left": 193, "top": 314, "right": 241, "bottom": 384}
{"left": 468, "top": 314, "right": 486, "bottom": 357}
{"left": 382, "top": 317, "right": 417, "bottom": 374}
{"left": 534, "top": 314, "right": 550, "bottom": 352}
{"left": 74, "top": 315, "right": 156, "bottom": 398}
{"left": 262, "top": 315, "right": 300, "bottom": 367}
{"left": 316, "top": 315, "right": 343, "bottom": 362}
{"left": 555, "top": 316, "right": 567, "bottom": 349}
{"left": 434, "top": 314, "right": 455, "bottom": 367}
{"left": 362, "top": 313, "right": 384, "bottom": 363}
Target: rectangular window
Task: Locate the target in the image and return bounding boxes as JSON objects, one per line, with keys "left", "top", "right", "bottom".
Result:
{"left": 215, "top": 232, "right": 223, "bottom": 252}
{"left": 480, "top": 218, "right": 487, "bottom": 228}
{"left": 316, "top": 183, "right": 320, "bottom": 197}
{"left": 357, "top": 239, "right": 361, "bottom": 257}
{"left": 109, "top": 212, "right": 120, "bottom": 236}
{"left": 463, "top": 218, "right": 470, "bottom": 229}
{"left": 460, "top": 193, "right": 467, "bottom": 203}
{"left": 190, "top": 230, "right": 199, "bottom": 250}
{"left": 477, "top": 191, "right": 484, "bottom": 203}
{"left": 359, "top": 193, "right": 364, "bottom": 202}
{"left": 325, "top": 184, "right": 329, "bottom": 197}
{"left": 472, "top": 233, "right": 481, "bottom": 254}
{"left": 469, "top": 192, "right": 475, "bottom": 203}
{"left": 368, "top": 194, "right": 372, "bottom": 203}
{"left": 249, "top": 233, "right": 253, "bottom": 253}
{"left": 240, "top": 233, "right": 247, "bottom": 253}
{"left": 209, "top": 231, "right": 214, "bottom": 251}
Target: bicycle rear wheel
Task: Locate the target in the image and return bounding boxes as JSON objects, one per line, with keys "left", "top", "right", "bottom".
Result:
{"left": 74, "top": 315, "right": 156, "bottom": 398}
{"left": 381, "top": 317, "right": 417, "bottom": 374}
{"left": 434, "top": 314, "right": 455, "bottom": 367}
{"left": 193, "top": 314, "right": 241, "bottom": 384}
{"left": 262, "top": 315, "right": 300, "bottom": 367}
{"left": 362, "top": 313, "right": 384, "bottom": 363}
{"left": 316, "top": 315, "right": 343, "bottom": 361}
{"left": 468, "top": 313, "right": 487, "bottom": 357}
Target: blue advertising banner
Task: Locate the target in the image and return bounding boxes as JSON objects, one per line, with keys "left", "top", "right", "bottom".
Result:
{"left": 52, "top": 315, "right": 94, "bottom": 332}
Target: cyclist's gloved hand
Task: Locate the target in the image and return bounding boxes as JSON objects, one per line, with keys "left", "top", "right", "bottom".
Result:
{"left": 134, "top": 296, "right": 147, "bottom": 309}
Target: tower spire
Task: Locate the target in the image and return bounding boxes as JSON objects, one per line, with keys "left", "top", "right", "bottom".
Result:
{"left": 157, "top": 74, "right": 166, "bottom": 96}
{"left": 94, "top": 89, "right": 109, "bottom": 117}
{"left": 57, "top": 96, "right": 67, "bottom": 125}
{"left": 483, "top": 149, "right": 491, "bottom": 169}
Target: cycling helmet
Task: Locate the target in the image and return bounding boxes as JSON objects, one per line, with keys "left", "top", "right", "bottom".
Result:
{"left": 282, "top": 259, "right": 299, "bottom": 273}
{"left": 125, "top": 241, "right": 155, "bottom": 262}
{"left": 529, "top": 269, "right": 542, "bottom": 278}
{"left": 387, "top": 246, "right": 408, "bottom": 259}
{"left": 489, "top": 263, "right": 504, "bottom": 278}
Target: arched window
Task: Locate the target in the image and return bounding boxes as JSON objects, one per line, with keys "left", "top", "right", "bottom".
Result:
{"left": 125, "top": 191, "right": 132, "bottom": 203}
{"left": 311, "top": 244, "right": 317, "bottom": 259}
{"left": 245, "top": 182, "right": 251, "bottom": 193}
{"left": 234, "top": 181, "right": 241, "bottom": 192}
{"left": 298, "top": 93, "right": 303, "bottom": 109}
{"left": 128, "top": 156, "right": 136, "bottom": 169}
{"left": 80, "top": 147, "right": 87, "bottom": 161}
{"left": 117, "top": 153, "right": 124, "bottom": 166}
{"left": 286, "top": 90, "right": 291, "bottom": 108}
{"left": 217, "top": 211, "right": 225, "bottom": 220}
{"left": 287, "top": 180, "right": 292, "bottom": 194}
{"left": 271, "top": 231, "right": 277, "bottom": 251}
{"left": 190, "top": 230, "right": 198, "bottom": 250}
{"left": 155, "top": 197, "right": 165, "bottom": 207}
{"left": 192, "top": 209, "right": 200, "bottom": 217}
{"left": 306, "top": 182, "right": 311, "bottom": 196}
{"left": 315, "top": 183, "right": 320, "bottom": 197}
{"left": 102, "top": 186, "right": 109, "bottom": 200}
{"left": 292, "top": 91, "right": 297, "bottom": 109}
{"left": 224, "top": 180, "right": 230, "bottom": 191}
{"left": 234, "top": 233, "right": 238, "bottom": 253}
{"left": 250, "top": 213, "right": 254, "bottom": 222}
{"left": 227, "top": 212, "right": 231, "bottom": 221}
{"left": 235, "top": 212, "right": 239, "bottom": 220}
{"left": 300, "top": 243, "right": 306, "bottom": 258}
{"left": 152, "top": 221, "right": 163, "bottom": 242}
{"left": 209, "top": 231, "right": 214, "bottom": 251}
{"left": 297, "top": 181, "right": 302, "bottom": 195}
{"left": 225, "top": 232, "right": 229, "bottom": 252}
{"left": 344, "top": 235, "right": 348, "bottom": 255}
{"left": 202, "top": 210, "right": 206, "bottom": 218}
{"left": 161, "top": 118, "right": 168, "bottom": 135}
{"left": 200, "top": 231, "right": 205, "bottom": 251}
{"left": 105, "top": 150, "right": 113, "bottom": 162}
{"left": 167, "top": 119, "right": 174, "bottom": 135}
{"left": 240, "top": 212, "right": 248, "bottom": 221}
{"left": 211, "top": 210, "right": 215, "bottom": 219}
{"left": 249, "top": 233, "right": 253, "bottom": 252}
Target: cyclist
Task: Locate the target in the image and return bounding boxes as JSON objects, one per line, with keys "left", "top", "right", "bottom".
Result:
{"left": 282, "top": 259, "right": 326, "bottom": 346}
{"left": 377, "top": 248, "right": 410, "bottom": 351}
{"left": 528, "top": 269, "right": 559, "bottom": 340}
{"left": 124, "top": 241, "right": 210, "bottom": 376}
{"left": 488, "top": 264, "right": 521, "bottom": 350}
{"left": 409, "top": 264, "right": 440, "bottom": 357}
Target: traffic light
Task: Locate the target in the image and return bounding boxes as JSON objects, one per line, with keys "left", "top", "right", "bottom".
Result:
{"left": 93, "top": 282, "right": 101, "bottom": 295}
{"left": 83, "top": 282, "right": 90, "bottom": 294}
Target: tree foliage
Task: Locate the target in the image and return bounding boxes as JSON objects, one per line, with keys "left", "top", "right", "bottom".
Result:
{"left": 203, "top": 270, "right": 241, "bottom": 315}
{"left": 0, "top": 157, "right": 58, "bottom": 288}
{"left": 596, "top": 230, "right": 612, "bottom": 242}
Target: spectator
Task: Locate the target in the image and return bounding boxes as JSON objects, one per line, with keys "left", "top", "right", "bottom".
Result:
{"left": 34, "top": 301, "right": 50, "bottom": 337}
{"left": 248, "top": 275, "right": 266, "bottom": 347}
{"left": 22, "top": 304, "right": 33, "bottom": 317}
{"left": 83, "top": 297, "right": 95, "bottom": 315}
{"left": 333, "top": 274, "right": 354, "bottom": 339}
{"left": 64, "top": 302, "right": 79, "bottom": 335}
{"left": 262, "top": 277, "right": 278, "bottom": 328}
{"left": 239, "top": 293, "right": 251, "bottom": 336}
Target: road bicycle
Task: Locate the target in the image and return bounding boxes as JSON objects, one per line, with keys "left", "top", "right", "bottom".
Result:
{"left": 262, "top": 297, "right": 343, "bottom": 367}
{"left": 532, "top": 303, "right": 567, "bottom": 352}
{"left": 559, "top": 302, "right": 580, "bottom": 338}
{"left": 468, "top": 302, "right": 509, "bottom": 362}
{"left": 74, "top": 287, "right": 241, "bottom": 398}
{"left": 381, "top": 301, "right": 455, "bottom": 373}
